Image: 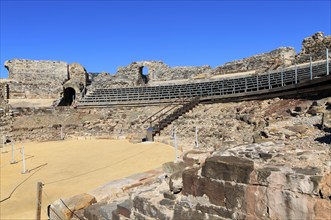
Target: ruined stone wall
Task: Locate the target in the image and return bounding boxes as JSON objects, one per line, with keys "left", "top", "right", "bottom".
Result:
{"left": 0, "top": 81, "right": 8, "bottom": 108}
{"left": 92, "top": 61, "right": 212, "bottom": 88}
{"left": 296, "top": 32, "right": 331, "bottom": 63}
{"left": 63, "top": 62, "right": 88, "bottom": 97}
{"left": 213, "top": 47, "right": 296, "bottom": 75}
{"left": 4, "top": 59, "right": 68, "bottom": 99}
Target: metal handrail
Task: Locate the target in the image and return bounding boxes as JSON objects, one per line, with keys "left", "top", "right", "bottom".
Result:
{"left": 149, "top": 97, "right": 191, "bottom": 125}
{"left": 141, "top": 97, "right": 182, "bottom": 124}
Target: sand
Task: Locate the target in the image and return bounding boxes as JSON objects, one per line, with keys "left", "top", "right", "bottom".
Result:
{"left": 8, "top": 99, "right": 55, "bottom": 108}
{"left": 0, "top": 139, "right": 175, "bottom": 219}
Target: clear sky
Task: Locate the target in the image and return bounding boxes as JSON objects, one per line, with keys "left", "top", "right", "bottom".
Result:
{"left": 0, "top": 0, "right": 330, "bottom": 78}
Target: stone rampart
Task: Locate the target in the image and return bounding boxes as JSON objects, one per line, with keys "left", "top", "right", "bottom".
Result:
{"left": 296, "top": 32, "right": 331, "bottom": 63}
{"left": 4, "top": 59, "right": 68, "bottom": 99}
{"left": 213, "top": 47, "right": 296, "bottom": 75}
{"left": 5, "top": 59, "right": 68, "bottom": 83}
{"left": 0, "top": 81, "right": 8, "bottom": 108}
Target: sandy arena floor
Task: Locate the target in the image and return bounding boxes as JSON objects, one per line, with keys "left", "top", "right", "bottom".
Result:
{"left": 0, "top": 139, "right": 176, "bottom": 219}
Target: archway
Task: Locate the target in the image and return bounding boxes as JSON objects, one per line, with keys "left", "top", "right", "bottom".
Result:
{"left": 139, "top": 66, "right": 149, "bottom": 84}
{"left": 63, "top": 87, "right": 76, "bottom": 106}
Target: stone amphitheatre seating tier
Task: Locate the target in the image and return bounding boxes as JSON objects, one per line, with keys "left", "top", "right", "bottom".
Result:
{"left": 78, "top": 61, "right": 330, "bottom": 106}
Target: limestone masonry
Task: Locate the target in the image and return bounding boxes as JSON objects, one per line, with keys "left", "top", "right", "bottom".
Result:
{"left": 1, "top": 32, "right": 330, "bottom": 105}
{"left": 0, "top": 32, "right": 330, "bottom": 220}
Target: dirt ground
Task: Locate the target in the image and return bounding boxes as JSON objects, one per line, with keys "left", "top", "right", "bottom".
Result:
{"left": 0, "top": 139, "right": 175, "bottom": 219}
{"left": 8, "top": 99, "right": 55, "bottom": 108}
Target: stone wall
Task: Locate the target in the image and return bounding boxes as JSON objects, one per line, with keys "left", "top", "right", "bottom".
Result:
{"left": 4, "top": 59, "right": 89, "bottom": 101}
{"left": 296, "top": 32, "right": 331, "bottom": 63}
{"left": 4, "top": 59, "right": 68, "bottom": 99}
{"left": 92, "top": 61, "right": 213, "bottom": 88}
{"left": 0, "top": 81, "right": 8, "bottom": 109}
{"left": 213, "top": 47, "right": 296, "bottom": 75}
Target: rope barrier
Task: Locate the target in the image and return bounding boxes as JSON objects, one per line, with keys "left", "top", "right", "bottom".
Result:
{"left": 44, "top": 146, "right": 154, "bottom": 185}
{"left": 0, "top": 163, "right": 47, "bottom": 203}
{"left": 43, "top": 189, "right": 63, "bottom": 220}
{"left": 60, "top": 199, "right": 84, "bottom": 220}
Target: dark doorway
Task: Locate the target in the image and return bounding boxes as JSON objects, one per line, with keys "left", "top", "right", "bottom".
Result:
{"left": 139, "top": 66, "right": 149, "bottom": 84}
{"left": 62, "top": 87, "right": 76, "bottom": 106}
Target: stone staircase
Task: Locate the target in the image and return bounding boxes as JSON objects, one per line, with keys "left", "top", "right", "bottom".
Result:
{"left": 144, "top": 97, "right": 200, "bottom": 140}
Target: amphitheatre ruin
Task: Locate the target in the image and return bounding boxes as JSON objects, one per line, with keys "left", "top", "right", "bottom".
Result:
{"left": 0, "top": 32, "right": 331, "bottom": 220}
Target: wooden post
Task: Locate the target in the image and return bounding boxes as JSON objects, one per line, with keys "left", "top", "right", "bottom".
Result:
{"left": 36, "top": 182, "right": 43, "bottom": 220}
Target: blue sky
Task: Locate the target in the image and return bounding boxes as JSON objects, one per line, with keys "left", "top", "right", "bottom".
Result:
{"left": 0, "top": 0, "right": 330, "bottom": 78}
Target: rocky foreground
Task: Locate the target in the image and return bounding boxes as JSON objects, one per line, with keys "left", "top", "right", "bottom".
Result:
{"left": 28, "top": 97, "right": 330, "bottom": 220}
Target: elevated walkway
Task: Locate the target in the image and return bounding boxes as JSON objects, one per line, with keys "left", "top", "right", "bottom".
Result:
{"left": 78, "top": 60, "right": 330, "bottom": 107}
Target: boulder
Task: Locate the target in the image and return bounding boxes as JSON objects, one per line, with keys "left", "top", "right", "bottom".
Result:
{"left": 182, "top": 150, "right": 210, "bottom": 166}
{"left": 83, "top": 201, "right": 107, "bottom": 220}
{"left": 201, "top": 156, "right": 254, "bottom": 183}
{"left": 49, "top": 193, "right": 96, "bottom": 220}
{"left": 319, "top": 173, "right": 331, "bottom": 199}
{"left": 162, "top": 161, "right": 186, "bottom": 175}
{"left": 169, "top": 171, "right": 183, "bottom": 194}
{"left": 116, "top": 199, "right": 133, "bottom": 218}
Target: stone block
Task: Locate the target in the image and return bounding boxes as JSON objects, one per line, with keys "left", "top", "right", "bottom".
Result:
{"left": 162, "top": 161, "right": 186, "bottom": 175}
{"left": 224, "top": 181, "right": 245, "bottom": 210}
{"left": 117, "top": 199, "right": 133, "bottom": 218}
{"left": 266, "top": 188, "right": 315, "bottom": 220}
{"left": 99, "top": 203, "right": 118, "bottom": 220}
{"left": 244, "top": 185, "right": 268, "bottom": 218}
{"left": 182, "top": 167, "right": 225, "bottom": 206}
{"left": 159, "top": 198, "right": 175, "bottom": 208}
{"left": 201, "top": 156, "right": 254, "bottom": 183}
{"left": 163, "top": 191, "right": 176, "bottom": 200}
{"left": 169, "top": 170, "right": 183, "bottom": 194}
{"left": 195, "top": 203, "right": 233, "bottom": 219}
{"left": 182, "top": 167, "right": 204, "bottom": 197}
{"left": 173, "top": 204, "right": 224, "bottom": 220}
{"left": 314, "top": 199, "right": 331, "bottom": 220}
{"left": 318, "top": 173, "right": 331, "bottom": 199}
{"left": 50, "top": 193, "right": 96, "bottom": 220}
{"left": 83, "top": 201, "right": 107, "bottom": 220}
{"left": 133, "top": 195, "right": 172, "bottom": 220}
{"left": 183, "top": 150, "right": 210, "bottom": 166}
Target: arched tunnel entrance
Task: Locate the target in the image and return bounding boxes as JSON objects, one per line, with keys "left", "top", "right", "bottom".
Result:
{"left": 62, "top": 87, "right": 76, "bottom": 106}
{"left": 139, "top": 66, "right": 149, "bottom": 84}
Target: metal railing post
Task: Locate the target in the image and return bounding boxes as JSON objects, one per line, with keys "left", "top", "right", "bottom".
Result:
{"left": 268, "top": 72, "right": 271, "bottom": 89}
{"left": 245, "top": 78, "right": 247, "bottom": 93}
{"left": 233, "top": 81, "right": 235, "bottom": 93}
{"left": 310, "top": 56, "right": 313, "bottom": 80}
{"left": 21, "top": 145, "right": 28, "bottom": 174}
{"left": 256, "top": 75, "right": 259, "bottom": 91}
{"left": 295, "top": 63, "right": 298, "bottom": 84}
{"left": 327, "top": 48, "right": 329, "bottom": 75}
{"left": 10, "top": 143, "right": 16, "bottom": 164}
{"left": 281, "top": 69, "right": 284, "bottom": 87}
